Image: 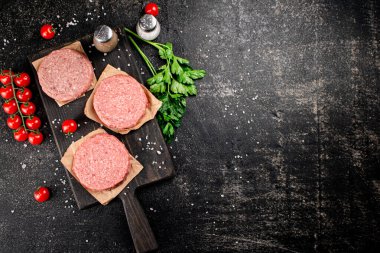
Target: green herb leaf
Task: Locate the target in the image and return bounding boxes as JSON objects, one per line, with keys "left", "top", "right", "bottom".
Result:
{"left": 185, "top": 84, "right": 197, "bottom": 95}
{"left": 171, "top": 79, "right": 188, "bottom": 95}
{"left": 188, "top": 69, "right": 206, "bottom": 80}
{"left": 176, "top": 56, "right": 190, "bottom": 65}
{"left": 163, "top": 68, "right": 172, "bottom": 84}
{"left": 162, "top": 122, "right": 175, "bottom": 141}
{"left": 165, "top": 42, "right": 173, "bottom": 50}
{"left": 147, "top": 72, "right": 163, "bottom": 85}
{"left": 178, "top": 72, "right": 194, "bottom": 85}
{"left": 159, "top": 48, "right": 167, "bottom": 59}
{"left": 171, "top": 58, "right": 183, "bottom": 75}
{"left": 165, "top": 48, "right": 173, "bottom": 60}
{"left": 150, "top": 82, "right": 166, "bottom": 93}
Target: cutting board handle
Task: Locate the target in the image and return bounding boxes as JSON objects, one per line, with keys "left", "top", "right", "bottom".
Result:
{"left": 120, "top": 191, "right": 158, "bottom": 253}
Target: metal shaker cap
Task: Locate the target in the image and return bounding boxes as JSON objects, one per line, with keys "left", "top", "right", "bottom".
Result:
{"left": 94, "top": 25, "right": 113, "bottom": 43}
{"left": 138, "top": 14, "right": 157, "bottom": 31}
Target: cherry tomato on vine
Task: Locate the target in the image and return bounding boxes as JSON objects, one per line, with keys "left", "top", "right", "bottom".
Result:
{"left": 14, "top": 73, "right": 31, "bottom": 87}
{"left": 28, "top": 132, "right": 44, "bottom": 145}
{"left": 3, "top": 99, "right": 18, "bottom": 114}
{"left": 16, "top": 88, "right": 32, "bottom": 102}
{"left": 20, "top": 102, "right": 36, "bottom": 115}
{"left": 25, "top": 116, "right": 41, "bottom": 130}
{"left": 14, "top": 127, "right": 28, "bottom": 142}
{"left": 34, "top": 186, "right": 50, "bottom": 202}
{"left": 144, "top": 2, "right": 159, "bottom": 16}
{"left": 62, "top": 119, "right": 77, "bottom": 134}
{"left": 0, "top": 86, "right": 14, "bottom": 99}
{"left": 7, "top": 115, "right": 22, "bottom": 130}
{"left": 40, "top": 24, "right": 55, "bottom": 40}
{"left": 0, "top": 70, "right": 14, "bottom": 86}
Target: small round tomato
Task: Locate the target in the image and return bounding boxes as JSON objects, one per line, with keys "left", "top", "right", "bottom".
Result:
{"left": 40, "top": 24, "right": 55, "bottom": 40}
{"left": 14, "top": 127, "right": 28, "bottom": 142}
{"left": 144, "top": 2, "right": 159, "bottom": 16}
{"left": 25, "top": 116, "right": 41, "bottom": 130}
{"left": 34, "top": 186, "right": 50, "bottom": 202}
{"left": 3, "top": 99, "right": 18, "bottom": 114}
{"left": 0, "top": 86, "right": 14, "bottom": 99}
{"left": 16, "top": 88, "right": 32, "bottom": 102}
{"left": 7, "top": 115, "right": 22, "bottom": 130}
{"left": 62, "top": 119, "right": 77, "bottom": 134}
{"left": 20, "top": 102, "right": 36, "bottom": 115}
{"left": 0, "top": 70, "right": 14, "bottom": 86}
{"left": 14, "top": 72, "right": 31, "bottom": 87}
{"left": 28, "top": 131, "right": 44, "bottom": 145}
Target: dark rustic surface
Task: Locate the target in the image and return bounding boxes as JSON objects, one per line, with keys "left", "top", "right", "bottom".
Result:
{"left": 0, "top": 0, "right": 379, "bottom": 252}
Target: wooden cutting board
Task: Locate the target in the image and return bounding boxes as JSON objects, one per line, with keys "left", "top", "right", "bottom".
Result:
{"left": 28, "top": 28, "right": 175, "bottom": 253}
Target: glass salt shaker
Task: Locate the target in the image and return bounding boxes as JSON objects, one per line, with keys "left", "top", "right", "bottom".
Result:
{"left": 93, "top": 25, "right": 118, "bottom": 53}
{"left": 136, "top": 14, "right": 161, "bottom": 41}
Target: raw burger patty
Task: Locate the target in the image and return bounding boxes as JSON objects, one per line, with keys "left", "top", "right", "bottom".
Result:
{"left": 37, "top": 48, "right": 94, "bottom": 101}
{"left": 72, "top": 133, "right": 130, "bottom": 191}
{"left": 93, "top": 74, "right": 148, "bottom": 129}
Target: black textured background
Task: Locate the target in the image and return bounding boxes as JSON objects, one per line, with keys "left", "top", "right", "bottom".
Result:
{"left": 1, "top": 0, "right": 380, "bottom": 252}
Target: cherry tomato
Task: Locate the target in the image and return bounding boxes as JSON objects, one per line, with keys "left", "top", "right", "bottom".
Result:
{"left": 144, "top": 2, "right": 159, "bottom": 16}
{"left": 26, "top": 116, "right": 41, "bottom": 130}
{"left": 20, "top": 102, "right": 36, "bottom": 115}
{"left": 7, "top": 115, "right": 22, "bottom": 130}
{"left": 16, "top": 88, "right": 32, "bottom": 102}
{"left": 28, "top": 131, "right": 44, "bottom": 145}
{"left": 14, "top": 72, "right": 31, "bottom": 87}
{"left": 62, "top": 119, "right": 77, "bottom": 134}
{"left": 34, "top": 186, "right": 50, "bottom": 202}
{"left": 14, "top": 127, "right": 28, "bottom": 142}
{"left": 40, "top": 24, "right": 55, "bottom": 40}
{"left": 0, "top": 70, "right": 14, "bottom": 86}
{"left": 3, "top": 99, "right": 18, "bottom": 114}
{"left": 0, "top": 86, "right": 14, "bottom": 99}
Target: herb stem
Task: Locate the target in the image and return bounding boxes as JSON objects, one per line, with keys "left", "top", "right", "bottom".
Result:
{"left": 124, "top": 27, "right": 166, "bottom": 51}
{"left": 128, "top": 36, "right": 157, "bottom": 76}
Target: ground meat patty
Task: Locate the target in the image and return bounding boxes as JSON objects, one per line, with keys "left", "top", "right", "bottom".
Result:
{"left": 72, "top": 133, "right": 130, "bottom": 191}
{"left": 37, "top": 48, "right": 94, "bottom": 102}
{"left": 93, "top": 74, "right": 148, "bottom": 129}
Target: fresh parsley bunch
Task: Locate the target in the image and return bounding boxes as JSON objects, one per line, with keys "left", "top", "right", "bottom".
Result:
{"left": 125, "top": 28, "right": 206, "bottom": 142}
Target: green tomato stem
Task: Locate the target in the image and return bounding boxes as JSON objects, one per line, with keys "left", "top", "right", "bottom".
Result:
{"left": 9, "top": 69, "right": 27, "bottom": 131}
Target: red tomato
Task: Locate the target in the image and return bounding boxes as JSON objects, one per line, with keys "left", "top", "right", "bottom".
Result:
{"left": 16, "top": 88, "right": 32, "bottom": 102}
{"left": 3, "top": 99, "right": 18, "bottom": 114}
{"left": 28, "top": 132, "right": 44, "bottom": 145}
{"left": 26, "top": 116, "right": 41, "bottom": 130}
{"left": 0, "top": 70, "right": 14, "bottom": 86}
{"left": 0, "top": 86, "right": 14, "bottom": 99}
{"left": 20, "top": 102, "right": 36, "bottom": 115}
{"left": 14, "top": 127, "right": 28, "bottom": 142}
{"left": 34, "top": 186, "right": 50, "bottom": 202}
{"left": 14, "top": 73, "right": 31, "bottom": 87}
{"left": 40, "top": 24, "right": 55, "bottom": 40}
{"left": 62, "top": 119, "right": 78, "bottom": 134}
{"left": 7, "top": 115, "right": 22, "bottom": 130}
{"left": 144, "top": 2, "right": 159, "bottom": 16}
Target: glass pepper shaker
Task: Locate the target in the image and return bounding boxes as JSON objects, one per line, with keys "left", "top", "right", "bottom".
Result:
{"left": 136, "top": 14, "right": 161, "bottom": 41}
{"left": 93, "top": 25, "right": 118, "bottom": 53}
